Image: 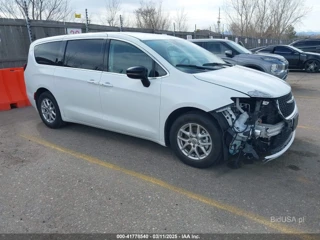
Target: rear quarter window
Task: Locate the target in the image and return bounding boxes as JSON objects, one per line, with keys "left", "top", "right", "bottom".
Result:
{"left": 34, "top": 41, "right": 64, "bottom": 65}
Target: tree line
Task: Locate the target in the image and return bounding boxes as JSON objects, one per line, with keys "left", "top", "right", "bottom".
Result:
{"left": 0, "top": 0, "right": 310, "bottom": 39}
{"left": 225, "top": 0, "right": 309, "bottom": 39}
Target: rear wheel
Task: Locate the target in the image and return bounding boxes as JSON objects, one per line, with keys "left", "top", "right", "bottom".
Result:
{"left": 305, "top": 60, "right": 319, "bottom": 73}
{"left": 169, "top": 112, "right": 222, "bottom": 168}
{"left": 37, "top": 92, "right": 65, "bottom": 129}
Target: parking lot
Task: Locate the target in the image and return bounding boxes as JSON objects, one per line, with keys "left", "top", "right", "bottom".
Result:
{"left": 0, "top": 72, "right": 319, "bottom": 236}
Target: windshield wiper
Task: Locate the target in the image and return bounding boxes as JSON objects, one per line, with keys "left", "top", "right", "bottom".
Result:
{"left": 175, "top": 64, "right": 215, "bottom": 70}
{"left": 202, "top": 62, "right": 233, "bottom": 67}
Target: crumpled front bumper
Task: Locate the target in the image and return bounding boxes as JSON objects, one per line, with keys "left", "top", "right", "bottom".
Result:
{"left": 262, "top": 110, "right": 299, "bottom": 163}
{"left": 263, "top": 130, "right": 296, "bottom": 163}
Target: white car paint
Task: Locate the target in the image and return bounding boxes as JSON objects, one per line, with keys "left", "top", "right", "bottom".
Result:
{"left": 24, "top": 32, "right": 293, "bottom": 149}
{"left": 194, "top": 65, "right": 291, "bottom": 98}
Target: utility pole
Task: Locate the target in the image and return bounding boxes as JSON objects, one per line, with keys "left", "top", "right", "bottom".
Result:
{"left": 119, "top": 15, "right": 123, "bottom": 32}
{"left": 173, "top": 22, "right": 175, "bottom": 36}
{"left": 217, "top": 7, "right": 221, "bottom": 34}
{"left": 194, "top": 24, "right": 197, "bottom": 38}
{"left": 23, "top": 0, "right": 33, "bottom": 43}
{"left": 85, "top": 9, "right": 89, "bottom": 33}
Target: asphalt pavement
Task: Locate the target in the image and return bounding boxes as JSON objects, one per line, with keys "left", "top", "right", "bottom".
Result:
{"left": 0, "top": 72, "right": 319, "bottom": 237}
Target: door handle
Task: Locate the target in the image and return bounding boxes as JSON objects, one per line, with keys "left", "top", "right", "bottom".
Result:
{"left": 100, "top": 82, "right": 113, "bottom": 87}
{"left": 87, "top": 79, "right": 98, "bottom": 84}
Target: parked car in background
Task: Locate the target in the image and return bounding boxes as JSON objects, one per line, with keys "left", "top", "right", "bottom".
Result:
{"left": 249, "top": 46, "right": 268, "bottom": 52}
{"left": 190, "top": 39, "right": 289, "bottom": 80}
{"left": 24, "top": 32, "right": 298, "bottom": 169}
{"left": 252, "top": 45, "right": 320, "bottom": 73}
{"left": 290, "top": 39, "right": 320, "bottom": 53}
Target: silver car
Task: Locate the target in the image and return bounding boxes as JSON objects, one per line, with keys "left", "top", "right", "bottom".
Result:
{"left": 190, "top": 39, "right": 289, "bottom": 80}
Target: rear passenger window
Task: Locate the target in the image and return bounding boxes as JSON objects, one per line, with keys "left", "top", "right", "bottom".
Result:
{"left": 64, "top": 39, "right": 105, "bottom": 70}
{"left": 34, "top": 41, "right": 63, "bottom": 65}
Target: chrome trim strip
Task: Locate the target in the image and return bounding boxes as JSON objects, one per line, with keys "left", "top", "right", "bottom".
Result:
{"left": 263, "top": 130, "right": 296, "bottom": 163}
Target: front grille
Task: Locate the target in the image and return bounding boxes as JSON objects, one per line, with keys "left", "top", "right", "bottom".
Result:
{"left": 277, "top": 92, "right": 295, "bottom": 118}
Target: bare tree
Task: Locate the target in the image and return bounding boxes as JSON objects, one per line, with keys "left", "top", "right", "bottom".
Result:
{"left": 224, "top": 0, "right": 257, "bottom": 37}
{"left": 224, "top": 0, "right": 310, "bottom": 39}
{"left": 105, "top": 0, "right": 121, "bottom": 27}
{"left": 174, "top": 7, "right": 188, "bottom": 31}
{"left": 0, "top": 0, "right": 72, "bottom": 21}
{"left": 269, "top": 0, "right": 309, "bottom": 38}
{"left": 135, "top": 0, "right": 171, "bottom": 30}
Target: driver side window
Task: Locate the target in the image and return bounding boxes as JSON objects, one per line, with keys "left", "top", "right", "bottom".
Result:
{"left": 108, "top": 40, "right": 166, "bottom": 77}
{"left": 274, "top": 46, "right": 293, "bottom": 54}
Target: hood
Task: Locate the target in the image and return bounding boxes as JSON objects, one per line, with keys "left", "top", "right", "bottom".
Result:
{"left": 254, "top": 52, "right": 287, "bottom": 61}
{"left": 194, "top": 65, "right": 291, "bottom": 98}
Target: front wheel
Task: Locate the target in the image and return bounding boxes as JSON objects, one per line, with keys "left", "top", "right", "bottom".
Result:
{"left": 169, "top": 112, "right": 223, "bottom": 168}
{"left": 305, "top": 60, "right": 319, "bottom": 73}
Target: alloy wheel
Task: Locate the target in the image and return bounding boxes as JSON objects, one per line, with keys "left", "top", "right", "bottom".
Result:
{"left": 305, "top": 60, "right": 319, "bottom": 73}
{"left": 41, "top": 98, "right": 56, "bottom": 123}
{"left": 177, "top": 123, "right": 213, "bottom": 160}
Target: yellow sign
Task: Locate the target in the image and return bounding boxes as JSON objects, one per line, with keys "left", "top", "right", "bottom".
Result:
{"left": 75, "top": 13, "right": 81, "bottom": 18}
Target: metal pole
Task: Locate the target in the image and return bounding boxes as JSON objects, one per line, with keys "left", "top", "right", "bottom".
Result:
{"left": 217, "top": 7, "right": 221, "bottom": 34}
{"left": 119, "top": 15, "right": 123, "bottom": 32}
{"left": 23, "top": 0, "right": 33, "bottom": 43}
{"left": 173, "top": 22, "right": 175, "bottom": 36}
{"left": 85, "top": 9, "right": 89, "bottom": 33}
{"left": 194, "top": 24, "right": 196, "bottom": 39}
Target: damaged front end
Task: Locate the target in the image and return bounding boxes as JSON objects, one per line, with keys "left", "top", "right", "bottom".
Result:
{"left": 216, "top": 92, "right": 298, "bottom": 165}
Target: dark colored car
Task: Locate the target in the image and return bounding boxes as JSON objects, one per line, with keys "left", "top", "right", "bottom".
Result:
{"left": 253, "top": 45, "right": 320, "bottom": 73}
{"left": 290, "top": 39, "right": 320, "bottom": 53}
{"left": 190, "top": 39, "right": 289, "bottom": 80}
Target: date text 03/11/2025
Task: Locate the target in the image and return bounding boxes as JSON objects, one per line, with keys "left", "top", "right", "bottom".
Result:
{"left": 116, "top": 234, "right": 201, "bottom": 239}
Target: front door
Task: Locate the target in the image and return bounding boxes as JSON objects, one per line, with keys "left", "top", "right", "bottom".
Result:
{"left": 99, "top": 39, "right": 166, "bottom": 141}
{"left": 274, "top": 46, "right": 300, "bottom": 68}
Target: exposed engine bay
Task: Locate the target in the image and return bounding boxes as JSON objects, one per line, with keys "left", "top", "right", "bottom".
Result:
{"left": 216, "top": 92, "right": 298, "bottom": 167}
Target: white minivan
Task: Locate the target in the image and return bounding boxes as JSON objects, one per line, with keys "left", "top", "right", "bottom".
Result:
{"left": 24, "top": 32, "right": 299, "bottom": 168}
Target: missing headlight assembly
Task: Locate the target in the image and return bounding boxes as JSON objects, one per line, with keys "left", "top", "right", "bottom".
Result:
{"left": 216, "top": 94, "right": 298, "bottom": 168}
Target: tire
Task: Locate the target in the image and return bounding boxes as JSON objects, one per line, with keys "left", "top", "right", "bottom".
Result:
{"left": 37, "top": 91, "right": 65, "bottom": 129}
{"left": 169, "top": 112, "right": 223, "bottom": 168}
{"left": 305, "top": 60, "right": 319, "bottom": 73}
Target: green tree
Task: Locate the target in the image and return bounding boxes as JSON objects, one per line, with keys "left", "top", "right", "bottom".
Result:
{"left": 285, "top": 25, "right": 296, "bottom": 39}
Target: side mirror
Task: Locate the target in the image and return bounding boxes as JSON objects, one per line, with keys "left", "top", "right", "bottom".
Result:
{"left": 126, "top": 66, "right": 150, "bottom": 88}
{"left": 225, "top": 50, "right": 233, "bottom": 57}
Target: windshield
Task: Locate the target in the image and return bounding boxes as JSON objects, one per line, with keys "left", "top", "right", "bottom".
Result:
{"left": 143, "top": 39, "right": 227, "bottom": 73}
{"left": 227, "top": 41, "right": 252, "bottom": 54}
